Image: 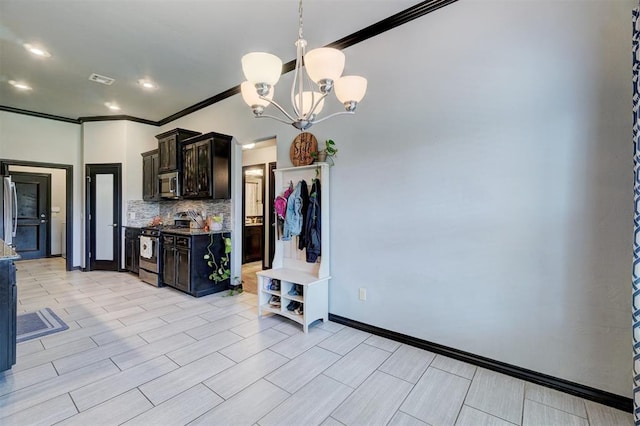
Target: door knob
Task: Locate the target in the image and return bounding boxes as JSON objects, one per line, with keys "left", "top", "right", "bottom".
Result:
{"left": 108, "top": 224, "right": 117, "bottom": 227}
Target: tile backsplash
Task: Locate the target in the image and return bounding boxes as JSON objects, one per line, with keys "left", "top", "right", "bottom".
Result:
{"left": 127, "top": 199, "right": 232, "bottom": 230}
{"left": 126, "top": 200, "right": 159, "bottom": 227}
{"left": 160, "top": 199, "right": 231, "bottom": 229}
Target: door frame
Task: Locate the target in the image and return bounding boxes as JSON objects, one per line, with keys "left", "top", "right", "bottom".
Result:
{"left": 0, "top": 159, "right": 74, "bottom": 271}
{"left": 10, "top": 171, "right": 52, "bottom": 259}
{"left": 242, "top": 163, "right": 266, "bottom": 265}
{"left": 267, "top": 161, "right": 276, "bottom": 269}
{"left": 85, "top": 163, "right": 122, "bottom": 272}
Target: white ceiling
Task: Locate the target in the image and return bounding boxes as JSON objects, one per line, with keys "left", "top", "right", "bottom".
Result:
{"left": 0, "top": 0, "right": 419, "bottom": 123}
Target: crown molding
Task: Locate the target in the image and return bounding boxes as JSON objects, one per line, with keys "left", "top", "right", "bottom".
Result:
{"left": 0, "top": 105, "right": 80, "bottom": 124}
{"left": 78, "top": 115, "right": 157, "bottom": 126}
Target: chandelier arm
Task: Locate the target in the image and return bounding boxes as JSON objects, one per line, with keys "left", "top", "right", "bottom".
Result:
{"left": 259, "top": 96, "right": 298, "bottom": 123}
{"left": 306, "top": 92, "right": 329, "bottom": 117}
{"left": 291, "top": 42, "right": 304, "bottom": 117}
{"left": 255, "top": 114, "right": 298, "bottom": 126}
{"left": 310, "top": 111, "right": 355, "bottom": 124}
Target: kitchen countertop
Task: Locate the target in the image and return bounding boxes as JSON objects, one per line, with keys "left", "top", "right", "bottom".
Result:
{"left": 0, "top": 240, "right": 20, "bottom": 261}
{"left": 160, "top": 228, "right": 230, "bottom": 236}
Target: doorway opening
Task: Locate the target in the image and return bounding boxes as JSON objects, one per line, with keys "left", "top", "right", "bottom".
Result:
{"left": 0, "top": 159, "right": 74, "bottom": 271}
{"left": 240, "top": 137, "right": 277, "bottom": 294}
{"left": 9, "top": 171, "right": 51, "bottom": 260}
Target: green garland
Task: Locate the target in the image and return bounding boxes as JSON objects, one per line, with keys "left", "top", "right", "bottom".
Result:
{"left": 204, "top": 234, "right": 232, "bottom": 282}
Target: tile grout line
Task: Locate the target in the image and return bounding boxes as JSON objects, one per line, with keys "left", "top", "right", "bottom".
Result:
{"left": 381, "top": 351, "right": 437, "bottom": 426}
{"left": 452, "top": 361, "right": 478, "bottom": 426}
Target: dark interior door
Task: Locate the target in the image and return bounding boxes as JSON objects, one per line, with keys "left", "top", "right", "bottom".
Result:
{"left": 11, "top": 172, "right": 51, "bottom": 260}
{"left": 86, "top": 164, "right": 121, "bottom": 271}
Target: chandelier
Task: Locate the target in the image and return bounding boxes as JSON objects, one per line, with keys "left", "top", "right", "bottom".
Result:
{"left": 240, "top": 0, "right": 368, "bottom": 131}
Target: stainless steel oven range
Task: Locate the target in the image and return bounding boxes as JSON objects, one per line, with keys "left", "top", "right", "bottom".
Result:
{"left": 139, "top": 226, "right": 162, "bottom": 287}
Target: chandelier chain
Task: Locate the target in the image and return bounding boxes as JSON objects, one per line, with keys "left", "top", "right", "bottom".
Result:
{"left": 298, "top": 0, "right": 304, "bottom": 40}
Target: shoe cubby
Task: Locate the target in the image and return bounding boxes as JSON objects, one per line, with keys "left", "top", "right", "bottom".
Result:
{"left": 257, "top": 269, "right": 328, "bottom": 333}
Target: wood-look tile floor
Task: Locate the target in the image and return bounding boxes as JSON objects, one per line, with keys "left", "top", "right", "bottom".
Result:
{"left": 241, "top": 261, "right": 262, "bottom": 295}
{"left": 0, "top": 258, "right": 633, "bottom": 426}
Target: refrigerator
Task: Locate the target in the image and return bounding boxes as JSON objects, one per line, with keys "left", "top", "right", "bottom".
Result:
{"left": 1, "top": 176, "right": 17, "bottom": 246}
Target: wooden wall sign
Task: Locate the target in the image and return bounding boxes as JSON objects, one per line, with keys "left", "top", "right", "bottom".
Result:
{"left": 290, "top": 132, "right": 318, "bottom": 166}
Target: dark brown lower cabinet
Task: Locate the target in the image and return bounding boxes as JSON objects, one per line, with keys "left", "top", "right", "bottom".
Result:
{"left": 243, "top": 225, "right": 263, "bottom": 264}
{"left": 0, "top": 260, "right": 17, "bottom": 372}
{"left": 124, "top": 227, "right": 141, "bottom": 274}
{"left": 175, "top": 239, "right": 190, "bottom": 293}
{"left": 162, "top": 235, "right": 177, "bottom": 288}
{"left": 161, "top": 232, "right": 230, "bottom": 297}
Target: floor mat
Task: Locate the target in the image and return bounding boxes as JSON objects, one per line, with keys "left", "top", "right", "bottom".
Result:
{"left": 16, "top": 308, "right": 69, "bottom": 343}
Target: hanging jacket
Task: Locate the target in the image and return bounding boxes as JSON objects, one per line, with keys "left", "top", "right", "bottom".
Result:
{"left": 282, "top": 180, "right": 303, "bottom": 241}
{"left": 275, "top": 181, "right": 294, "bottom": 220}
{"left": 297, "top": 180, "right": 310, "bottom": 250}
{"left": 304, "top": 179, "right": 321, "bottom": 262}
{"left": 275, "top": 181, "right": 294, "bottom": 240}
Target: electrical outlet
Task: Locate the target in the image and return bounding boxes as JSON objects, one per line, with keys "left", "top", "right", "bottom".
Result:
{"left": 129, "top": 212, "right": 136, "bottom": 219}
{"left": 359, "top": 288, "right": 367, "bottom": 301}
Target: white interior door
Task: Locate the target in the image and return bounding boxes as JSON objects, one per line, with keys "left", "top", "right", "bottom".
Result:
{"left": 95, "top": 173, "right": 114, "bottom": 261}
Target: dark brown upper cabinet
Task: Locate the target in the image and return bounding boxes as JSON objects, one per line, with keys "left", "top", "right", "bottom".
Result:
{"left": 141, "top": 149, "right": 160, "bottom": 201}
{"left": 181, "top": 132, "right": 232, "bottom": 199}
{"left": 156, "top": 128, "right": 201, "bottom": 174}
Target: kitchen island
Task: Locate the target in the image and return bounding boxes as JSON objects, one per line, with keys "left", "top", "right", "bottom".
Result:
{"left": 0, "top": 239, "right": 19, "bottom": 372}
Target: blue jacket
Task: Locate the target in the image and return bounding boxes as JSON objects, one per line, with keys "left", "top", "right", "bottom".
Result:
{"left": 282, "top": 181, "right": 303, "bottom": 241}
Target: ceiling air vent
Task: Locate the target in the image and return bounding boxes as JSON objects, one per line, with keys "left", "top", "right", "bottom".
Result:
{"left": 89, "top": 73, "right": 115, "bottom": 85}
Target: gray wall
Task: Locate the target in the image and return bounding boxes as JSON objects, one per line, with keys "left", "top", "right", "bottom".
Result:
{"left": 332, "top": 0, "right": 633, "bottom": 396}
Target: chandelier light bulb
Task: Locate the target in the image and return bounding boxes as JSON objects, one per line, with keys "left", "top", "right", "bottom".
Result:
{"left": 304, "top": 48, "right": 345, "bottom": 85}
{"left": 294, "top": 91, "right": 325, "bottom": 117}
{"left": 335, "top": 75, "right": 368, "bottom": 105}
{"left": 240, "top": 81, "right": 273, "bottom": 108}
{"left": 241, "top": 52, "right": 283, "bottom": 86}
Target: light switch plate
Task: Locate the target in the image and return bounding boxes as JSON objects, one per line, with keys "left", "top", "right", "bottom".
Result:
{"left": 359, "top": 288, "right": 367, "bottom": 301}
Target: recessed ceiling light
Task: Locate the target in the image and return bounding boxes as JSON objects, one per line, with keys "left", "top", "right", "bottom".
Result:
{"left": 105, "top": 102, "right": 121, "bottom": 111}
{"left": 8, "top": 80, "right": 32, "bottom": 91}
{"left": 137, "top": 79, "right": 157, "bottom": 89}
{"left": 23, "top": 43, "right": 51, "bottom": 58}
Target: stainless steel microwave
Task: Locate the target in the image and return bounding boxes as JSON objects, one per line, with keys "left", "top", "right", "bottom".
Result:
{"left": 159, "top": 171, "right": 180, "bottom": 199}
